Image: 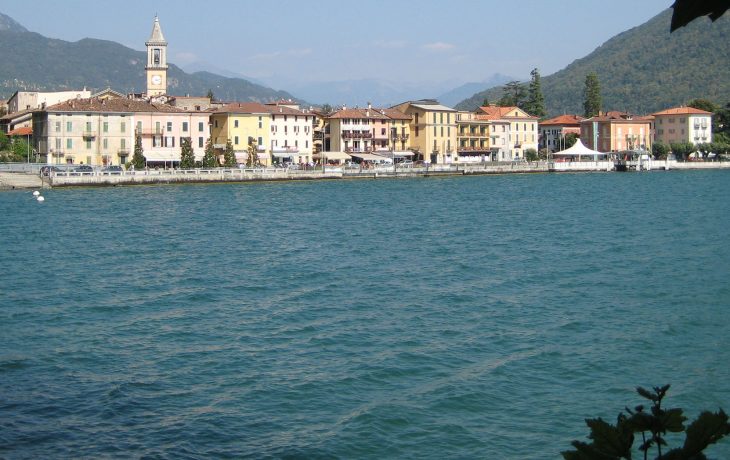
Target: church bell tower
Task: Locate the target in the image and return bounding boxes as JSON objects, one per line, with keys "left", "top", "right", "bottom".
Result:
{"left": 145, "top": 15, "right": 168, "bottom": 96}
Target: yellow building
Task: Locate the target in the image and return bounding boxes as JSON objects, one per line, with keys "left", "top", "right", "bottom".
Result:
{"left": 381, "top": 108, "right": 412, "bottom": 153}
{"left": 390, "top": 99, "right": 457, "bottom": 164}
{"left": 475, "top": 105, "right": 539, "bottom": 160}
{"left": 210, "top": 103, "right": 272, "bottom": 166}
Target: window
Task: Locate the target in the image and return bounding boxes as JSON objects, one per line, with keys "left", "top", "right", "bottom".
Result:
{"left": 305, "top": 140, "right": 309, "bottom": 148}
{"left": 198, "top": 137, "right": 204, "bottom": 148}
{"left": 381, "top": 128, "right": 386, "bottom": 135}
{"left": 258, "top": 136, "right": 262, "bottom": 145}
{"left": 121, "top": 122, "right": 126, "bottom": 133}
{"left": 103, "top": 122, "right": 109, "bottom": 133}
{"left": 121, "top": 139, "right": 126, "bottom": 149}
{"left": 284, "top": 115, "right": 288, "bottom": 122}
{"left": 153, "top": 48, "right": 160, "bottom": 65}
{"left": 235, "top": 136, "right": 239, "bottom": 145}
{"left": 55, "top": 138, "right": 61, "bottom": 149}
{"left": 440, "top": 113, "right": 443, "bottom": 124}
{"left": 137, "top": 121, "right": 142, "bottom": 133}
{"left": 66, "top": 121, "right": 73, "bottom": 132}
{"left": 55, "top": 121, "right": 61, "bottom": 132}
{"left": 86, "top": 121, "right": 92, "bottom": 132}
{"left": 434, "top": 126, "right": 437, "bottom": 136}
{"left": 66, "top": 139, "right": 73, "bottom": 149}
{"left": 182, "top": 122, "right": 189, "bottom": 132}
{"left": 156, "top": 121, "right": 161, "bottom": 133}
{"left": 433, "top": 113, "right": 437, "bottom": 123}
{"left": 447, "top": 113, "right": 451, "bottom": 124}
{"left": 199, "top": 122, "right": 204, "bottom": 132}
{"left": 680, "top": 118, "right": 685, "bottom": 123}
{"left": 86, "top": 139, "right": 92, "bottom": 149}
{"left": 167, "top": 122, "right": 172, "bottom": 132}
{"left": 103, "top": 139, "right": 108, "bottom": 149}
{"left": 258, "top": 117, "right": 263, "bottom": 129}
{"left": 214, "top": 120, "right": 218, "bottom": 128}
{"left": 234, "top": 120, "right": 239, "bottom": 128}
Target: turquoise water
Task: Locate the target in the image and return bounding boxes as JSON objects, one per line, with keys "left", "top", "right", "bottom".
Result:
{"left": 1, "top": 171, "right": 729, "bottom": 459}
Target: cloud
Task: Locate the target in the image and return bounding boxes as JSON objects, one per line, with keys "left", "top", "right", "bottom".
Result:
{"left": 251, "top": 48, "right": 312, "bottom": 60}
{"left": 422, "top": 42, "right": 455, "bottom": 52}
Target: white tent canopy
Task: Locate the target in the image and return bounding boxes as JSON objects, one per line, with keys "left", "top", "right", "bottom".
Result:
{"left": 553, "top": 139, "right": 607, "bottom": 159}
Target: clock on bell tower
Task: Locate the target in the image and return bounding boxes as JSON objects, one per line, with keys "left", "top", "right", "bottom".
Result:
{"left": 145, "top": 15, "right": 168, "bottom": 96}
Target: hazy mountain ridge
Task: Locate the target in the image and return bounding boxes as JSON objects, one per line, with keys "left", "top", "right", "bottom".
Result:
{"left": 455, "top": 9, "right": 730, "bottom": 115}
{"left": 0, "top": 12, "right": 300, "bottom": 103}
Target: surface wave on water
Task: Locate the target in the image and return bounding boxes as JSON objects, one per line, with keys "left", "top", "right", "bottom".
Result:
{"left": 1, "top": 171, "right": 729, "bottom": 459}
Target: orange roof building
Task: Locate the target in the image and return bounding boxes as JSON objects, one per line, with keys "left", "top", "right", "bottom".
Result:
{"left": 651, "top": 106, "right": 712, "bottom": 145}
{"left": 539, "top": 114, "right": 584, "bottom": 152}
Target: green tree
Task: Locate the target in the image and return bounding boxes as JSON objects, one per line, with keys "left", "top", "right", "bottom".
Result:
{"left": 564, "top": 133, "right": 579, "bottom": 150}
{"left": 526, "top": 68, "right": 546, "bottom": 118}
{"left": 0, "top": 131, "right": 10, "bottom": 151}
{"left": 714, "top": 102, "right": 730, "bottom": 143}
{"left": 223, "top": 139, "right": 236, "bottom": 167}
{"left": 320, "top": 104, "right": 333, "bottom": 115}
{"left": 131, "top": 135, "right": 145, "bottom": 169}
{"left": 498, "top": 81, "right": 527, "bottom": 108}
{"left": 653, "top": 141, "right": 670, "bottom": 159}
{"left": 686, "top": 98, "right": 717, "bottom": 113}
{"left": 670, "top": 142, "right": 694, "bottom": 160}
{"left": 11, "top": 138, "right": 30, "bottom": 161}
{"left": 583, "top": 73, "right": 602, "bottom": 118}
{"left": 524, "top": 148, "right": 539, "bottom": 162}
{"left": 202, "top": 137, "right": 218, "bottom": 168}
{"left": 563, "top": 385, "right": 730, "bottom": 460}
{"left": 482, "top": 97, "right": 490, "bottom": 107}
{"left": 179, "top": 137, "right": 195, "bottom": 169}
{"left": 206, "top": 89, "right": 215, "bottom": 102}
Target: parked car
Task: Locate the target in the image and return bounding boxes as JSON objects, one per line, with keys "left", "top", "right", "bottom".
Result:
{"left": 102, "top": 165, "right": 123, "bottom": 174}
{"left": 39, "top": 166, "right": 62, "bottom": 176}
{"left": 398, "top": 160, "right": 414, "bottom": 168}
{"left": 75, "top": 165, "right": 94, "bottom": 173}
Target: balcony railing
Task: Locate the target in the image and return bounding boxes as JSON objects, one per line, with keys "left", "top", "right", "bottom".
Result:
{"left": 136, "top": 128, "right": 164, "bottom": 136}
{"left": 118, "top": 149, "right": 130, "bottom": 156}
{"left": 83, "top": 132, "right": 96, "bottom": 139}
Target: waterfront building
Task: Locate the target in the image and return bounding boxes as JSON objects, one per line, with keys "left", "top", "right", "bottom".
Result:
{"left": 475, "top": 105, "right": 538, "bottom": 160}
{"left": 456, "top": 111, "right": 492, "bottom": 162}
{"left": 538, "top": 114, "right": 584, "bottom": 152}
{"left": 145, "top": 16, "right": 168, "bottom": 97}
{"left": 210, "top": 101, "right": 314, "bottom": 166}
{"left": 267, "top": 101, "right": 314, "bottom": 165}
{"left": 32, "top": 97, "right": 209, "bottom": 166}
{"left": 381, "top": 108, "right": 412, "bottom": 154}
{"left": 2, "top": 89, "right": 92, "bottom": 134}
{"left": 651, "top": 106, "right": 712, "bottom": 145}
{"left": 580, "top": 111, "right": 653, "bottom": 153}
{"left": 326, "top": 106, "right": 390, "bottom": 158}
{"left": 390, "top": 100, "right": 457, "bottom": 164}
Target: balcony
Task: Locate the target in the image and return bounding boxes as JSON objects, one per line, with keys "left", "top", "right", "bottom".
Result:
{"left": 118, "top": 149, "right": 130, "bottom": 156}
{"left": 51, "top": 150, "right": 65, "bottom": 157}
{"left": 83, "top": 132, "right": 96, "bottom": 139}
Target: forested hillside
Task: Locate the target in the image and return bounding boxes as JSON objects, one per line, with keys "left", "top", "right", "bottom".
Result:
{"left": 456, "top": 9, "right": 730, "bottom": 115}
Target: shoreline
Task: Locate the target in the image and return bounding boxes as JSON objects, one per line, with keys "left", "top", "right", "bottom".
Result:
{"left": 2, "top": 160, "right": 729, "bottom": 189}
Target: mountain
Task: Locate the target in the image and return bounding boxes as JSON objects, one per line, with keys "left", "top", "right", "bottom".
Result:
{"left": 283, "top": 78, "right": 460, "bottom": 108}
{"left": 0, "top": 13, "right": 26, "bottom": 33}
{"left": 455, "top": 9, "right": 730, "bottom": 115}
{"left": 0, "top": 13, "right": 300, "bottom": 103}
{"left": 436, "top": 73, "right": 515, "bottom": 107}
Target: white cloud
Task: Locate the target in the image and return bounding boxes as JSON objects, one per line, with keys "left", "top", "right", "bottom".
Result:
{"left": 422, "top": 42, "right": 455, "bottom": 52}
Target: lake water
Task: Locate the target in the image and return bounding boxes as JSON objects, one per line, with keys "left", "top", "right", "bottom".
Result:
{"left": 2, "top": 171, "right": 729, "bottom": 459}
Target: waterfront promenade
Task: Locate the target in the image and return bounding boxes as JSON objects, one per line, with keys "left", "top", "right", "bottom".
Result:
{"left": 3, "top": 159, "right": 730, "bottom": 189}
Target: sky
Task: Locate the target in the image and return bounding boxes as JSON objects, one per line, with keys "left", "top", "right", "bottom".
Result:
{"left": 2, "top": 0, "right": 672, "bottom": 92}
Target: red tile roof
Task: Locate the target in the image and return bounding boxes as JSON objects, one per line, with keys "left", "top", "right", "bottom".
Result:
{"left": 214, "top": 102, "right": 310, "bottom": 116}
{"left": 327, "top": 107, "right": 390, "bottom": 120}
{"left": 476, "top": 105, "right": 538, "bottom": 119}
{"left": 540, "top": 114, "right": 585, "bottom": 126}
{"left": 651, "top": 106, "right": 712, "bottom": 116}
{"left": 8, "top": 126, "right": 32, "bottom": 136}
{"left": 44, "top": 97, "right": 189, "bottom": 113}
